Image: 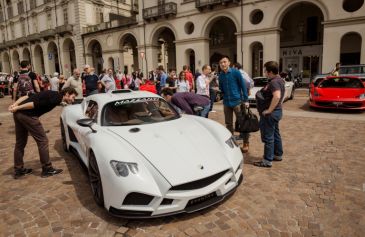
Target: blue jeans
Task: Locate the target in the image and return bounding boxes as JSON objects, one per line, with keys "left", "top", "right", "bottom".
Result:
{"left": 199, "top": 104, "right": 211, "bottom": 118}
{"left": 259, "top": 109, "right": 283, "bottom": 162}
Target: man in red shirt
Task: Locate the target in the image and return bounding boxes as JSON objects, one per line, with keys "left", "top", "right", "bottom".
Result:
{"left": 183, "top": 65, "right": 194, "bottom": 92}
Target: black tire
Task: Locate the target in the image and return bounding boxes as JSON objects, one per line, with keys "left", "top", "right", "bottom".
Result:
{"left": 289, "top": 88, "right": 295, "bottom": 100}
{"left": 88, "top": 152, "right": 104, "bottom": 207}
{"left": 60, "top": 119, "right": 69, "bottom": 152}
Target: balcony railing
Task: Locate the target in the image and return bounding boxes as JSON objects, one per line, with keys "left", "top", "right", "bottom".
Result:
{"left": 39, "top": 29, "right": 56, "bottom": 39}
{"left": 143, "top": 2, "right": 177, "bottom": 21}
{"left": 55, "top": 24, "right": 73, "bottom": 35}
{"left": 83, "top": 17, "right": 137, "bottom": 34}
{"left": 195, "top": 0, "right": 240, "bottom": 10}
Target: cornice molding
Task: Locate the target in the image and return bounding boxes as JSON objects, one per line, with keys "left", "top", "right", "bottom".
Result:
{"left": 240, "top": 27, "right": 281, "bottom": 36}
{"left": 322, "top": 16, "right": 365, "bottom": 27}
{"left": 174, "top": 37, "right": 210, "bottom": 44}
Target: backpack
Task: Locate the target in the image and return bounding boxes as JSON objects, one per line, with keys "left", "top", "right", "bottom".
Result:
{"left": 17, "top": 72, "right": 35, "bottom": 97}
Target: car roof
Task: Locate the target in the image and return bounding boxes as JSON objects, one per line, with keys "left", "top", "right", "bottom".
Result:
{"left": 340, "top": 64, "right": 365, "bottom": 67}
{"left": 86, "top": 90, "right": 161, "bottom": 107}
{"left": 325, "top": 76, "right": 360, "bottom": 79}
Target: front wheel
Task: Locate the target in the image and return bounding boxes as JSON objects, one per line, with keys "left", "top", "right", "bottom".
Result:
{"left": 60, "top": 119, "right": 68, "bottom": 152}
{"left": 88, "top": 152, "right": 104, "bottom": 207}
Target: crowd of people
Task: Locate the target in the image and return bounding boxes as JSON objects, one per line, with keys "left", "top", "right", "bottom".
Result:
{"left": 7, "top": 55, "right": 285, "bottom": 179}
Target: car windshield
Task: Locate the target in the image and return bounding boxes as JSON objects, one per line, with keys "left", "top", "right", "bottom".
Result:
{"left": 313, "top": 77, "right": 325, "bottom": 87}
{"left": 254, "top": 78, "right": 268, "bottom": 87}
{"left": 339, "top": 66, "right": 365, "bottom": 74}
{"left": 319, "top": 77, "right": 364, "bottom": 88}
{"left": 102, "top": 97, "right": 179, "bottom": 126}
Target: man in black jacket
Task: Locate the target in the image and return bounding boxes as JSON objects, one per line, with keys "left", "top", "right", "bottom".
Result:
{"left": 9, "top": 87, "right": 78, "bottom": 179}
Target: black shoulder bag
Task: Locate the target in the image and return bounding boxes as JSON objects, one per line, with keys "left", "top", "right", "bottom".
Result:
{"left": 235, "top": 105, "right": 260, "bottom": 133}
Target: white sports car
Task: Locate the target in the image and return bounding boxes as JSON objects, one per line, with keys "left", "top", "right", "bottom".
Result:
{"left": 248, "top": 77, "right": 295, "bottom": 105}
{"left": 60, "top": 90, "right": 243, "bottom": 218}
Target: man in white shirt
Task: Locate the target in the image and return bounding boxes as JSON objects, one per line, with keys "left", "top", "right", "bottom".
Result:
{"left": 63, "top": 69, "right": 83, "bottom": 102}
{"left": 50, "top": 72, "right": 59, "bottom": 91}
{"left": 101, "top": 68, "right": 116, "bottom": 93}
{"left": 196, "top": 64, "right": 213, "bottom": 97}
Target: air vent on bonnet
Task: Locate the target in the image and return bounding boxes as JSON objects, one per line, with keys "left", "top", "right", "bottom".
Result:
{"left": 112, "top": 89, "right": 132, "bottom": 94}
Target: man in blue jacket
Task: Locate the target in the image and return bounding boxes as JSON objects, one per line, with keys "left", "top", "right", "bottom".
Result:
{"left": 218, "top": 55, "right": 249, "bottom": 152}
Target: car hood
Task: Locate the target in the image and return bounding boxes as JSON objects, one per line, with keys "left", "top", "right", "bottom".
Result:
{"left": 249, "top": 87, "right": 263, "bottom": 99}
{"left": 107, "top": 116, "right": 232, "bottom": 186}
{"left": 317, "top": 88, "right": 365, "bottom": 99}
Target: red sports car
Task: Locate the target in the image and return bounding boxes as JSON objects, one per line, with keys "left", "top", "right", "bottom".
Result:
{"left": 309, "top": 76, "right": 365, "bottom": 110}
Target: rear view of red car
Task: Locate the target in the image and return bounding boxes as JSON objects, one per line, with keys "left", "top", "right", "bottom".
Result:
{"left": 309, "top": 76, "right": 365, "bottom": 110}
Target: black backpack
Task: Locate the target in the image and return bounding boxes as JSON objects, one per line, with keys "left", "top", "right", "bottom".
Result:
{"left": 17, "top": 72, "right": 35, "bottom": 97}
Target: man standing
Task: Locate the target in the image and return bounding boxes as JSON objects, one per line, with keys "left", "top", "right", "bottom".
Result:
{"left": 254, "top": 61, "right": 285, "bottom": 168}
{"left": 161, "top": 88, "right": 210, "bottom": 117}
{"left": 331, "top": 62, "right": 341, "bottom": 76}
{"left": 84, "top": 67, "right": 100, "bottom": 96}
{"left": 101, "top": 68, "right": 116, "bottom": 93}
{"left": 63, "top": 69, "right": 83, "bottom": 102}
{"left": 218, "top": 55, "right": 249, "bottom": 152}
{"left": 9, "top": 87, "right": 78, "bottom": 178}
{"left": 50, "top": 72, "right": 59, "bottom": 91}
{"left": 157, "top": 65, "right": 167, "bottom": 94}
{"left": 13, "top": 61, "right": 40, "bottom": 101}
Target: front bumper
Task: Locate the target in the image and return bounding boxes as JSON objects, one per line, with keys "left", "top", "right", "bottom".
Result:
{"left": 108, "top": 168, "right": 243, "bottom": 218}
{"left": 309, "top": 99, "right": 365, "bottom": 110}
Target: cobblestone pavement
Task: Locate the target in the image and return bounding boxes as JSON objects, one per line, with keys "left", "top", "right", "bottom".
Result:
{"left": 0, "top": 89, "right": 365, "bottom": 237}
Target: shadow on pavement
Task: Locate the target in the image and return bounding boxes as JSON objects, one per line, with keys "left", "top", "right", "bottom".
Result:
{"left": 53, "top": 139, "right": 233, "bottom": 230}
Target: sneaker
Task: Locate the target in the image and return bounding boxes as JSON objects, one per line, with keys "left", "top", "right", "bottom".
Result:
{"left": 14, "top": 168, "right": 33, "bottom": 179}
{"left": 273, "top": 155, "right": 282, "bottom": 161}
{"left": 41, "top": 166, "right": 63, "bottom": 178}
{"left": 253, "top": 160, "right": 272, "bottom": 168}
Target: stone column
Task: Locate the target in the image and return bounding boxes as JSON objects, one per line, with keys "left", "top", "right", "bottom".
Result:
{"left": 322, "top": 26, "right": 341, "bottom": 73}
{"left": 263, "top": 30, "right": 280, "bottom": 64}
{"left": 144, "top": 44, "right": 159, "bottom": 73}
{"left": 175, "top": 37, "right": 209, "bottom": 74}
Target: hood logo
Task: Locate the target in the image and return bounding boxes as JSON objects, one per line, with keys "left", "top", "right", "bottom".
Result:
{"left": 198, "top": 165, "right": 204, "bottom": 170}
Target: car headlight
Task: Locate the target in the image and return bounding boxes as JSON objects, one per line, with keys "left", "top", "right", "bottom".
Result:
{"left": 110, "top": 160, "right": 138, "bottom": 177}
{"left": 225, "top": 136, "right": 239, "bottom": 149}
{"left": 357, "top": 93, "right": 365, "bottom": 99}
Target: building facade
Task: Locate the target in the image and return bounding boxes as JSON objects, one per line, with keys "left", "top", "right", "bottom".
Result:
{"left": 0, "top": 0, "right": 136, "bottom": 77}
{"left": 1, "top": 0, "right": 365, "bottom": 79}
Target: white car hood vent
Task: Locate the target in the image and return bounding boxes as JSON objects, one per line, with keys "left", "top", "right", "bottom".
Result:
{"left": 107, "top": 117, "right": 231, "bottom": 186}
{"left": 170, "top": 169, "right": 229, "bottom": 190}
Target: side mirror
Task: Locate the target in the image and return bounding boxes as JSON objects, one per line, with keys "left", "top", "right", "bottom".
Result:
{"left": 77, "top": 118, "right": 97, "bottom": 133}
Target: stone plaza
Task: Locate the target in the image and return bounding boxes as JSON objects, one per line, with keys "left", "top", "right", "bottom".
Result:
{"left": 0, "top": 90, "right": 364, "bottom": 237}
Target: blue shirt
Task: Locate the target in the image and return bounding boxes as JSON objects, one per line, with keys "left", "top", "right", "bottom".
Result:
{"left": 218, "top": 67, "right": 248, "bottom": 107}
{"left": 160, "top": 72, "right": 167, "bottom": 87}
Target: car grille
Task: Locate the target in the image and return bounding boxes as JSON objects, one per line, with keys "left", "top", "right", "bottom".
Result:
{"left": 315, "top": 101, "right": 363, "bottom": 108}
{"left": 170, "top": 170, "right": 228, "bottom": 191}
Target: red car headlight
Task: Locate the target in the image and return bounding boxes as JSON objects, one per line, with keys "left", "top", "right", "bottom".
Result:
{"left": 356, "top": 93, "right": 365, "bottom": 99}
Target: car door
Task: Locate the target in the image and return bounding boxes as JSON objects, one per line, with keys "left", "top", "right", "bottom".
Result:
{"left": 77, "top": 100, "right": 99, "bottom": 158}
